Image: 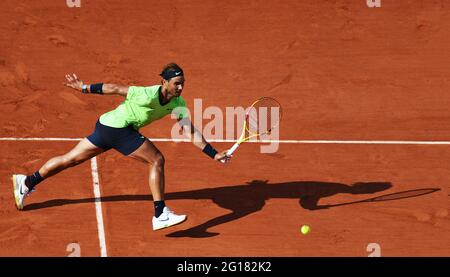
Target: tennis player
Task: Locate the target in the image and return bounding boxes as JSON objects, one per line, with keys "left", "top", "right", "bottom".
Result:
{"left": 12, "top": 63, "right": 231, "bottom": 231}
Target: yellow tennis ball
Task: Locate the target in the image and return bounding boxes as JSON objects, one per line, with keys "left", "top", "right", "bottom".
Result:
{"left": 300, "top": 225, "right": 310, "bottom": 235}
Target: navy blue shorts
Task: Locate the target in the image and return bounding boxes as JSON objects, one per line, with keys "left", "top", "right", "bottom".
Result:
{"left": 86, "top": 120, "right": 146, "bottom": 156}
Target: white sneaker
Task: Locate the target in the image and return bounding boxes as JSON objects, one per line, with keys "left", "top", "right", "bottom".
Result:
{"left": 12, "top": 174, "right": 30, "bottom": 210}
{"left": 152, "top": 207, "right": 187, "bottom": 231}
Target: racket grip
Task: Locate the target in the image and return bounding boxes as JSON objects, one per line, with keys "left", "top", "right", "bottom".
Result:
{"left": 219, "top": 142, "right": 240, "bottom": 164}
{"left": 226, "top": 142, "right": 240, "bottom": 156}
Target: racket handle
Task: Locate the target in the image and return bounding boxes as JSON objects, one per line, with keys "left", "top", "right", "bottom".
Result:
{"left": 220, "top": 142, "right": 240, "bottom": 164}
{"left": 220, "top": 142, "right": 239, "bottom": 163}
{"left": 226, "top": 142, "right": 240, "bottom": 156}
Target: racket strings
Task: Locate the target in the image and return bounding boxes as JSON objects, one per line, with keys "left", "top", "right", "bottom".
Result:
{"left": 246, "top": 98, "right": 282, "bottom": 135}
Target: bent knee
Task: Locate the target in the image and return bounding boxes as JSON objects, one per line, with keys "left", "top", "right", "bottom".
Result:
{"left": 152, "top": 153, "right": 165, "bottom": 167}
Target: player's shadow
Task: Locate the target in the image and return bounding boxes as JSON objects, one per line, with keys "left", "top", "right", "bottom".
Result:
{"left": 164, "top": 180, "right": 393, "bottom": 238}
{"left": 24, "top": 180, "right": 403, "bottom": 237}
{"left": 25, "top": 181, "right": 441, "bottom": 238}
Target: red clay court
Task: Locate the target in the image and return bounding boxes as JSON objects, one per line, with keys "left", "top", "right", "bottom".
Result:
{"left": 0, "top": 0, "right": 449, "bottom": 256}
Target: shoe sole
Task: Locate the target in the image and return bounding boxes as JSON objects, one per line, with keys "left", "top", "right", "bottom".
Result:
{"left": 12, "top": 175, "right": 23, "bottom": 210}
{"left": 153, "top": 215, "right": 187, "bottom": 231}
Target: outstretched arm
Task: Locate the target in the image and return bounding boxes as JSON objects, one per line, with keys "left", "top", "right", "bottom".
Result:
{"left": 64, "top": 73, "right": 129, "bottom": 97}
{"left": 178, "top": 118, "right": 231, "bottom": 163}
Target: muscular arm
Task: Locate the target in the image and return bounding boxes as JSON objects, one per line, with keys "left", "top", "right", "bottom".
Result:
{"left": 100, "top": 84, "right": 129, "bottom": 96}
{"left": 178, "top": 117, "right": 231, "bottom": 162}
{"left": 64, "top": 73, "right": 129, "bottom": 97}
{"left": 178, "top": 118, "right": 207, "bottom": 150}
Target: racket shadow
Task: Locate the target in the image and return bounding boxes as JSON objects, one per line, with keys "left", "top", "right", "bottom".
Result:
{"left": 23, "top": 180, "right": 440, "bottom": 238}
{"left": 165, "top": 180, "right": 396, "bottom": 238}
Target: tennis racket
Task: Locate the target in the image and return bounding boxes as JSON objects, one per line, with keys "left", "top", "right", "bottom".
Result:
{"left": 222, "top": 97, "right": 282, "bottom": 161}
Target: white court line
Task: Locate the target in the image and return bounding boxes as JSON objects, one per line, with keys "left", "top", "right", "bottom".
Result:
{"left": 0, "top": 138, "right": 82, "bottom": 141}
{"left": 90, "top": 157, "right": 108, "bottom": 257}
{"left": 3, "top": 136, "right": 450, "bottom": 255}
{"left": 2, "top": 137, "right": 450, "bottom": 145}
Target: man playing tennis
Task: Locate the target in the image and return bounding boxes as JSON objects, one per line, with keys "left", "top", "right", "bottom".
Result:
{"left": 12, "top": 63, "right": 231, "bottom": 231}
